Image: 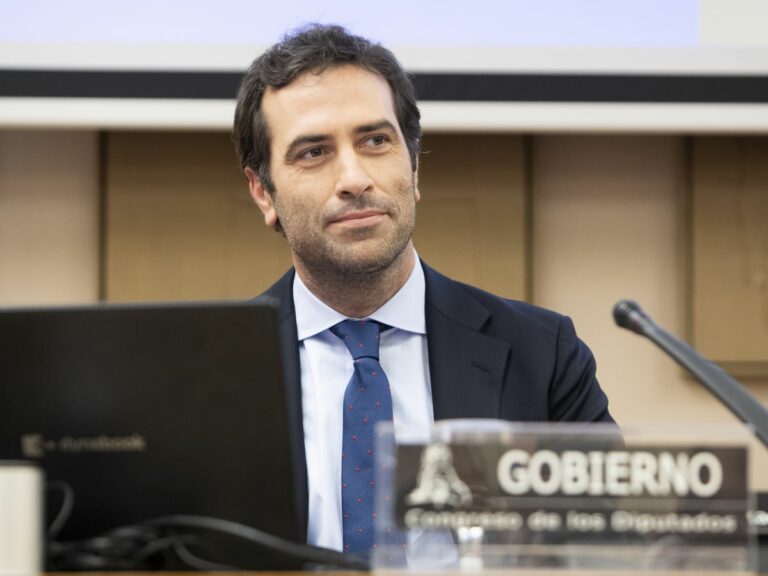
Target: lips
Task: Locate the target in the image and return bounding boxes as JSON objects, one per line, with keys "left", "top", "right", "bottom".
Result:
{"left": 332, "top": 210, "right": 385, "bottom": 224}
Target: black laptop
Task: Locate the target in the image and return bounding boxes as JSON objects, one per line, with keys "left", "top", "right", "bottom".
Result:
{"left": 0, "top": 301, "right": 302, "bottom": 569}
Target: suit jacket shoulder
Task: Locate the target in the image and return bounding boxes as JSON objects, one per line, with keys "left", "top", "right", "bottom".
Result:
{"left": 422, "top": 262, "right": 614, "bottom": 423}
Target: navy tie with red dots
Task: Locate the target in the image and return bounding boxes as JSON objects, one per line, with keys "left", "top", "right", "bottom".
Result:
{"left": 331, "top": 319, "right": 392, "bottom": 555}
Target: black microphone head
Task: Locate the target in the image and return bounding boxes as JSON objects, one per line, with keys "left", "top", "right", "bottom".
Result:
{"left": 613, "top": 300, "right": 650, "bottom": 335}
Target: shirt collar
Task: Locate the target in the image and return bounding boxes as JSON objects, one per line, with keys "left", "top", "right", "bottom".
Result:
{"left": 293, "top": 251, "right": 426, "bottom": 340}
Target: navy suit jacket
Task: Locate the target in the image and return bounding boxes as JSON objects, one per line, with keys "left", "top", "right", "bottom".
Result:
{"left": 261, "top": 261, "right": 614, "bottom": 542}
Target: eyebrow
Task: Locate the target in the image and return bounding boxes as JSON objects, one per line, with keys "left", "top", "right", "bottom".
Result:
{"left": 354, "top": 119, "right": 398, "bottom": 135}
{"left": 283, "top": 119, "right": 399, "bottom": 162}
{"left": 284, "top": 134, "right": 330, "bottom": 162}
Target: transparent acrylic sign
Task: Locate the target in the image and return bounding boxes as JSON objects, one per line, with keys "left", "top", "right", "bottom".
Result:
{"left": 374, "top": 421, "right": 753, "bottom": 571}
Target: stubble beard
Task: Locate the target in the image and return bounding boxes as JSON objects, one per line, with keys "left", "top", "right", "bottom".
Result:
{"left": 275, "top": 180, "right": 417, "bottom": 290}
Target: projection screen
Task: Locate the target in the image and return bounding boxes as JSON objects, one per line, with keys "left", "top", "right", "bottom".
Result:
{"left": 1, "top": 0, "right": 767, "bottom": 131}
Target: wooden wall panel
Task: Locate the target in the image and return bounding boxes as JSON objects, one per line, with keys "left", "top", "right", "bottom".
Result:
{"left": 692, "top": 137, "right": 768, "bottom": 375}
{"left": 105, "top": 132, "right": 292, "bottom": 301}
{"left": 0, "top": 130, "right": 99, "bottom": 306}
{"left": 105, "top": 132, "right": 528, "bottom": 302}
{"left": 416, "top": 134, "right": 527, "bottom": 300}
{"left": 532, "top": 135, "right": 692, "bottom": 424}
{"left": 10, "top": 128, "right": 768, "bottom": 487}
{"left": 532, "top": 134, "right": 768, "bottom": 489}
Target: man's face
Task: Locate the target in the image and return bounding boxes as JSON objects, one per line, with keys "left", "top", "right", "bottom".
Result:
{"left": 246, "top": 65, "right": 419, "bottom": 280}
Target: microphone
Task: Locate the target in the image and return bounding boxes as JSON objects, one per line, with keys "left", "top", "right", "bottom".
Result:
{"left": 613, "top": 300, "right": 768, "bottom": 449}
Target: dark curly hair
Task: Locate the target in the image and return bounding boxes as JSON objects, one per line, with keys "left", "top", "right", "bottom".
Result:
{"left": 233, "top": 24, "right": 421, "bottom": 193}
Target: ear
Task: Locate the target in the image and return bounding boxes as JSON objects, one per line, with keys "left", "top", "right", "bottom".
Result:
{"left": 245, "top": 167, "right": 278, "bottom": 228}
{"left": 413, "top": 158, "right": 421, "bottom": 202}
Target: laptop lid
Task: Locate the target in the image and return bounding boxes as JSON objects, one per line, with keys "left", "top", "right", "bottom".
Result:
{"left": 0, "top": 301, "right": 301, "bottom": 568}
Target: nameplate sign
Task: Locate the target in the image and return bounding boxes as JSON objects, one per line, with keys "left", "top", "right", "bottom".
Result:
{"left": 394, "top": 439, "right": 749, "bottom": 545}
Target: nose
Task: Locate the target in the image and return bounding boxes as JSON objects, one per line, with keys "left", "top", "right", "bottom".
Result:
{"left": 334, "top": 148, "right": 374, "bottom": 197}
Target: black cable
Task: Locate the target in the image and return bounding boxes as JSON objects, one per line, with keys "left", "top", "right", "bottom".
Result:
{"left": 44, "top": 478, "right": 370, "bottom": 571}
{"left": 143, "top": 515, "right": 370, "bottom": 570}
{"left": 46, "top": 506, "right": 369, "bottom": 570}
{"left": 171, "top": 541, "right": 238, "bottom": 572}
{"left": 47, "top": 526, "right": 170, "bottom": 571}
{"left": 46, "top": 481, "right": 74, "bottom": 539}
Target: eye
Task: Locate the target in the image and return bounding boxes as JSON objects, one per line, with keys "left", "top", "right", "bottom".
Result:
{"left": 298, "top": 147, "right": 325, "bottom": 161}
{"left": 363, "top": 134, "right": 391, "bottom": 148}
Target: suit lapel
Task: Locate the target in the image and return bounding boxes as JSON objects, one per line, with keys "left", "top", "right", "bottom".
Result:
{"left": 262, "top": 269, "right": 309, "bottom": 543}
{"left": 423, "top": 263, "right": 510, "bottom": 421}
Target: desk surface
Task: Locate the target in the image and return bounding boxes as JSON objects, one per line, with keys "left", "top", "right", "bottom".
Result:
{"left": 44, "top": 570, "right": 757, "bottom": 576}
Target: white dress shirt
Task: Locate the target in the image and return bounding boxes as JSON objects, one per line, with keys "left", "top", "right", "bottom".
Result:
{"left": 293, "top": 254, "right": 433, "bottom": 550}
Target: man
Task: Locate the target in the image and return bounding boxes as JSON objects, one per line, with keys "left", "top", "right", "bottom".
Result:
{"left": 233, "top": 24, "right": 613, "bottom": 556}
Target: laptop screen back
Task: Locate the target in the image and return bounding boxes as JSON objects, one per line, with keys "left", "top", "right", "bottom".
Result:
{"left": 0, "top": 301, "right": 300, "bottom": 568}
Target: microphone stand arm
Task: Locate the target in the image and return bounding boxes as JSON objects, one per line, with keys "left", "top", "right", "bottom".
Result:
{"left": 644, "top": 322, "right": 768, "bottom": 449}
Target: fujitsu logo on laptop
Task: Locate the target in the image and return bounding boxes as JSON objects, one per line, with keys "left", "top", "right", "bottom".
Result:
{"left": 21, "top": 434, "right": 147, "bottom": 458}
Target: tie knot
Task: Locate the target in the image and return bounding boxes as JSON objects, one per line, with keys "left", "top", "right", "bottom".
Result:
{"left": 331, "top": 319, "right": 382, "bottom": 360}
